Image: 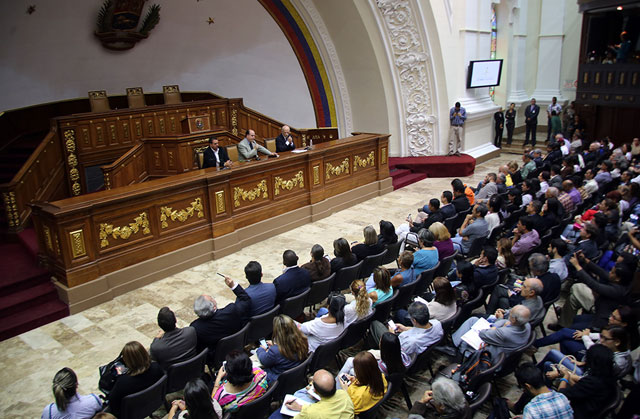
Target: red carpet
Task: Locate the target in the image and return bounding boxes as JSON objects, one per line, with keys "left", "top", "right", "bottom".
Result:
{"left": 0, "top": 230, "right": 69, "bottom": 341}
{"left": 389, "top": 155, "right": 476, "bottom": 190}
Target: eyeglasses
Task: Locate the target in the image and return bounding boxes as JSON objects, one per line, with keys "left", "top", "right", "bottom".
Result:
{"left": 600, "top": 335, "right": 614, "bottom": 341}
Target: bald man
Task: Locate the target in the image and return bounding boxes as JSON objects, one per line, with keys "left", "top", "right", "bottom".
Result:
{"left": 283, "top": 369, "right": 355, "bottom": 419}
{"left": 486, "top": 277, "right": 545, "bottom": 324}
{"left": 275, "top": 125, "right": 296, "bottom": 152}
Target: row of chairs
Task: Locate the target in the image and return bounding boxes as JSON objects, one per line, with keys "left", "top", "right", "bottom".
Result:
{"left": 88, "top": 85, "right": 182, "bottom": 112}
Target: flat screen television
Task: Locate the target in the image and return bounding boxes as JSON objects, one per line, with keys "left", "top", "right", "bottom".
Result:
{"left": 467, "top": 59, "right": 503, "bottom": 88}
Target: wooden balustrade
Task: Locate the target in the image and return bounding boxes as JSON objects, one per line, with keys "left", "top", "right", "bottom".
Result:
{"left": 30, "top": 133, "right": 390, "bottom": 312}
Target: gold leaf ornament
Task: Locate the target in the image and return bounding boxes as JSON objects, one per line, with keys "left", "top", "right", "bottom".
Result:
{"left": 99, "top": 212, "right": 151, "bottom": 248}
{"left": 160, "top": 198, "right": 204, "bottom": 228}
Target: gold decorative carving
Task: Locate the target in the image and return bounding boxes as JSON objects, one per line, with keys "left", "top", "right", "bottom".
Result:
{"left": 595, "top": 72, "right": 600, "bottom": 84}
{"left": 353, "top": 151, "right": 375, "bottom": 172}
{"left": 99, "top": 212, "right": 151, "bottom": 248}
{"left": 54, "top": 233, "right": 61, "bottom": 256}
{"left": 159, "top": 118, "right": 165, "bottom": 134}
{"left": 231, "top": 109, "right": 238, "bottom": 136}
{"left": 168, "top": 151, "right": 174, "bottom": 167}
{"left": 82, "top": 128, "right": 89, "bottom": 145}
{"left": 620, "top": 72, "right": 626, "bottom": 85}
{"left": 65, "top": 138, "right": 76, "bottom": 153}
{"left": 325, "top": 158, "right": 350, "bottom": 180}
{"left": 274, "top": 171, "right": 304, "bottom": 195}
{"left": 381, "top": 147, "right": 387, "bottom": 165}
{"left": 72, "top": 183, "right": 81, "bottom": 195}
{"left": 233, "top": 180, "right": 268, "bottom": 207}
{"left": 104, "top": 173, "right": 111, "bottom": 190}
{"left": 69, "top": 168, "right": 80, "bottom": 181}
{"left": 301, "top": 133, "right": 307, "bottom": 147}
{"left": 633, "top": 72, "right": 638, "bottom": 86}
{"left": 583, "top": 72, "right": 588, "bottom": 84}
{"left": 135, "top": 121, "right": 142, "bottom": 136}
{"left": 607, "top": 72, "right": 613, "bottom": 85}
{"left": 67, "top": 154, "right": 78, "bottom": 167}
{"left": 123, "top": 122, "right": 129, "bottom": 139}
{"left": 154, "top": 151, "right": 160, "bottom": 167}
{"left": 313, "top": 165, "right": 320, "bottom": 185}
{"left": 110, "top": 124, "right": 116, "bottom": 141}
{"left": 147, "top": 120, "right": 154, "bottom": 134}
{"left": 96, "top": 126, "right": 103, "bottom": 142}
{"left": 69, "top": 229, "right": 87, "bottom": 258}
{"left": 160, "top": 198, "right": 204, "bottom": 228}
{"left": 64, "top": 130, "right": 82, "bottom": 196}
{"left": 211, "top": 111, "right": 217, "bottom": 125}
{"left": 215, "top": 191, "right": 225, "bottom": 214}
{"left": 43, "top": 225, "right": 53, "bottom": 252}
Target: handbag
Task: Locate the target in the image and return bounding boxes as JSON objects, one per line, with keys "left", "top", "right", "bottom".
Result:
{"left": 98, "top": 355, "right": 128, "bottom": 394}
{"left": 552, "top": 354, "right": 578, "bottom": 376}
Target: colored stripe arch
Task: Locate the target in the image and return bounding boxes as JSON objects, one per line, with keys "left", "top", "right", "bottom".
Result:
{"left": 259, "top": 0, "right": 336, "bottom": 128}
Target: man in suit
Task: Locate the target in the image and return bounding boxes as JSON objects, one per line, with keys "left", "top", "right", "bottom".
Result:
{"left": 524, "top": 98, "right": 540, "bottom": 147}
{"left": 275, "top": 125, "right": 296, "bottom": 152}
{"left": 150, "top": 307, "right": 197, "bottom": 370}
{"left": 273, "top": 249, "right": 311, "bottom": 304}
{"left": 237, "top": 129, "right": 278, "bottom": 161}
{"left": 494, "top": 107, "right": 504, "bottom": 148}
{"left": 563, "top": 223, "right": 599, "bottom": 265}
{"left": 439, "top": 191, "right": 457, "bottom": 219}
{"left": 453, "top": 304, "right": 531, "bottom": 359}
{"left": 190, "top": 275, "right": 251, "bottom": 359}
{"left": 242, "top": 260, "right": 276, "bottom": 316}
{"left": 473, "top": 246, "right": 498, "bottom": 288}
{"left": 451, "top": 179, "right": 471, "bottom": 213}
{"left": 202, "top": 137, "right": 231, "bottom": 169}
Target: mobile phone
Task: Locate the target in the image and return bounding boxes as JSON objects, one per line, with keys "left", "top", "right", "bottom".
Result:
{"left": 388, "top": 320, "right": 396, "bottom": 331}
{"left": 222, "top": 361, "right": 227, "bottom": 369}
{"left": 260, "top": 339, "right": 267, "bottom": 347}
{"left": 560, "top": 235, "right": 567, "bottom": 241}
{"left": 217, "top": 272, "right": 226, "bottom": 278}
{"left": 341, "top": 374, "right": 350, "bottom": 383}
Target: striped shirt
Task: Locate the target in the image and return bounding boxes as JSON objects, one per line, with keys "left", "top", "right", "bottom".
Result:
{"left": 523, "top": 391, "right": 573, "bottom": 419}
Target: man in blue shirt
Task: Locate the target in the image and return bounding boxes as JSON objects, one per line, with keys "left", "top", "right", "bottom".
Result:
{"left": 448, "top": 102, "right": 466, "bottom": 156}
{"left": 242, "top": 261, "right": 276, "bottom": 316}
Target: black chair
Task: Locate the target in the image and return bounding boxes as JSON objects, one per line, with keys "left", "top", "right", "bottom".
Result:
{"left": 464, "top": 236, "right": 486, "bottom": 259}
{"left": 469, "top": 382, "right": 492, "bottom": 414}
{"left": 412, "top": 263, "right": 439, "bottom": 298}
{"left": 435, "top": 251, "right": 457, "bottom": 278}
{"left": 444, "top": 214, "right": 458, "bottom": 236}
{"left": 539, "top": 229, "right": 554, "bottom": 249}
{"left": 596, "top": 384, "right": 622, "bottom": 418}
{"left": 280, "top": 289, "right": 310, "bottom": 320}
{"left": 231, "top": 380, "right": 279, "bottom": 419}
{"left": 246, "top": 304, "right": 280, "bottom": 344}
{"left": 306, "top": 273, "right": 335, "bottom": 312}
{"left": 496, "top": 331, "right": 536, "bottom": 378}
{"left": 440, "top": 305, "right": 462, "bottom": 337}
{"left": 308, "top": 329, "right": 348, "bottom": 373}
{"left": 341, "top": 311, "right": 375, "bottom": 349}
{"left": 487, "top": 223, "right": 504, "bottom": 245}
{"left": 382, "top": 238, "right": 404, "bottom": 265}
{"left": 119, "top": 373, "right": 167, "bottom": 419}
{"left": 537, "top": 295, "right": 560, "bottom": 337}
{"left": 392, "top": 280, "right": 417, "bottom": 311}
{"left": 358, "top": 381, "right": 394, "bottom": 419}
{"left": 333, "top": 260, "right": 363, "bottom": 292}
{"left": 164, "top": 349, "right": 208, "bottom": 409}
{"left": 273, "top": 356, "right": 312, "bottom": 401}
{"left": 439, "top": 352, "right": 504, "bottom": 393}
{"left": 480, "top": 277, "right": 500, "bottom": 311}
{"left": 386, "top": 372, "right": 413, "bottom": 409}
{"left": 406, "top": 342, "right": 439, "bottom": 377}
{"left": 454, "top": 289, "right": 484, "bottom": 329}
{"left": 213, "top": 323, "right": 250, "bottom": 369}
{"left": 359, "top": 249, "right": 388, "bottom": 280}
{"left": 372, "top": 289, "right": 399, "bottom": 323}
{"left": 453, "top": 209, "right": 471, "bottom": 233}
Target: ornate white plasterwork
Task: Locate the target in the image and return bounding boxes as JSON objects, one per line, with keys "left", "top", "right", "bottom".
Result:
{"left": 376, "top": 0, "right": 436, "bottom": 156}
{"left": 297, "top": 0, "right": 353, "bottom": 135}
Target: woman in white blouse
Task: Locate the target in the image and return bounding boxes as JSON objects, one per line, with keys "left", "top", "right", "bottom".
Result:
{"left": 299, "top": 293, "right": 346, "bottom": 352}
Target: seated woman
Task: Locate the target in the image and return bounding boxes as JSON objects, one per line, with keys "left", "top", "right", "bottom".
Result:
{"left": 453, "top": 260, "right": 477, "bottom": 304}
{"left": 496, "top": 237, "right": 516, "bottom": 269}
{"left": 429, "top": 222, "right": 455, "bottom": 260}
{"left": 336, "top": 352, "right": 387, "bottom": 414}
{"left": 213, "top": 350, "right": 268, "bottom": 413}
{"left": 541, "top": 197, "right": 561, "bottom": 230}
{"left": 344, "top": 280, "right": 373, "bottom": 327}
{"left": 426, "top": 277, "right": 457, "bottom": 322}
{"left": 42, "top": 367, "right": 102, "bottom": 419}
{"left": 390, "top": 251, "right": 416, "bottom": 287}
{"left": 107, "top": 341, "right": 164, "bottom": 418}
{"left": 301, "top": 244, "right": 331, "bottom": 282}
{"left": 412, "top": 229, "right": 439, "bottom": 275}
{"left": 506, "top": 188, "right": 523, "bottom": 215}
{"left": 377, "top": 220, "right": 398, "bottom": 246}
{"left": 299, "top": 293, "right": 346, "bottom": 352}
{"left": 486, "top": 195, "right": 503, "bottom": 236}
{"left": 351, "top": 225, "right": 386, "bottom": 262}
{"left": 546, "top": 344, "right": 617, "bottom": 419}
{"left": 408, "top": 377, "right": 471, "bottom": 419}
{"left": 521, "top": 179, "right": 536, "bottom": 208}
{"left": 167, "top": 378, "right": 222, "bottom": 419}
{"left": 257, "top": 315, "right": 308, "bottom": 384}
{"left": 330, "top": 238, "right": 358, "bottom": 274}
{"left": 368, "top": 267, "right": 393, "bottom": 307}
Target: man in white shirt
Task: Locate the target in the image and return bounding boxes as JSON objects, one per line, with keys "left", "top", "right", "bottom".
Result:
{"left": 548, "top": 239, "right": 569, "bottom": 282}
{"left": 547, "top": 97, "right": 562, "bottom": 142}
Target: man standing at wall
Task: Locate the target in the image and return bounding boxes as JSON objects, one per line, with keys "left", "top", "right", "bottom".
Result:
{"left": 448, "top": 102, "right": 466, "bottom": 156}
{"left": 547, "top": 97, "right": 562, "bottom": 142}
{"left": 524, "top": 98, "right": 540, "bottom": 147}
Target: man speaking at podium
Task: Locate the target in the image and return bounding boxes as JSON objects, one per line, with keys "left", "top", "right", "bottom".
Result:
{"left": 202, "top": 137, "right": 232, "bottom": 169}
{"left": 238, "top": 129, "right": 278, "bottom": 161}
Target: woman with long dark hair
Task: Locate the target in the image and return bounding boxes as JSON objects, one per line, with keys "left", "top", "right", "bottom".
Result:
{"left": 338, "top": 352, "right": 387, "bottom": 414}
{"left": 427, "top": 277, "right": 457, "bottom": 321}
{"left": 257, "top": 315, "right": 308, "bottom": 384}
{"left": 301, "top": 244, "right": 331, "bottom": 282}
{"left": 330, "top": 238, "right": 358, "bottom": 274}
{"left": 168, "top": 378, "right": 221, "bottom": 419}
{"left": 299, "top": 293, "right": 346, "bottom": 352}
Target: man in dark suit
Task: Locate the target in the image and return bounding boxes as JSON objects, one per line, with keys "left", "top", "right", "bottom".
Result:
{"left": 190, "top": 275, "right": 251, "bottom": 358}
{"left": 564, "top": 223, "right": 599, "bottom": 266}
{"left": 494, "top": 107, "right": 504, "bottom": 148}
{"left": 451, "top": 179, "right": 470, "bottom": 213}
{"left": 439, "top": 191, "right": 457, "bottom": 219}
{"left": 273, "top": 250, "right": 311, "bottom": 304}
{"left": 150, "top": 307, "right": 197, "bottom": 370}
{"left": 473, "top": 246, "right": 499, "bottom": 288}
{"left": 524, "top": 98, "right": 540, "bottom": 147}
{"left": 242, "top": 260, "right": 276, "bottom": 316}
{"left": 411, "top": 199, "right": 444, "bottom": 232}
{"left": 202, "top": 136, "right": 232, "bottom": 169}
{"left": 275, "top": 125, "right": 296, "bottom": 152}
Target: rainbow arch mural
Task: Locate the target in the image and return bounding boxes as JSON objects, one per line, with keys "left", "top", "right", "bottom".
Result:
{"left": 258, "top": 0, "right": 337, "bottom": 127}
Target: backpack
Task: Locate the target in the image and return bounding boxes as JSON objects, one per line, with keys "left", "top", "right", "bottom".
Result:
{"left": 451, "top": 349, "right": 493, "bottom": 390}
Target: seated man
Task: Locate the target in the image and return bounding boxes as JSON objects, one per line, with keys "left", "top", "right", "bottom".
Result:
{"left": 563, "top": 223, "right": 599, "bottom": 264}
{"left": 275, "top": 125, "right": 296, "bottom": 152}
{"left": 451, "top": 179, "right": 471, "bottom": 213}
{"left": 452, "top": 304, "right": 532, "bottom": 359}
{"left": 411, "top": 199, "right": 444, "bottom": 231}
{"left": 190, "top": 275, "right": 251, "bottom": 359}
{"left": 150, "top": 307, "right": 197, "bottom": 370}
{"left": 511, "top": 363, "right": 573, "bottom": 418}
{"left": 521, "top": 153, "right": 537, "bottom": 179}
{"left": 475, "top": 173, "right": 498, "bottom": 204}
{"left": 524, "top": 200, "right": 546, "bottom": 235}
{"left": 472, "top": 246, "right": 499, "bottom": 288}
{"left": 511, "top": 217, "right": 541, "bottom": 264}
{"left": 485, "top": 277, "right": 545, "bottom": 325}
{"left": 548, "top": 239, "right": 569, "bottom": 282}
{"left": 594, "top": 160, "right": 613, "bottom": 188}
{"left": 562, "top": 180, "right": 582, "bottom": 207}
{"left": 548, "top": 165, "right": 563, "bottom": 189}
{"left": 281, "top": 369, "right": 355, "bottom": 419}
{"left": 237, "top": 129, "right": 278, "bottom": 161}
{"left": 368, "top": 301, "right": 443, "bottom": 366}
{"left": 451, "top": 204, "right": 489, "bottom": 255}
{"left": 273, "top": 249, "right": 312, "bottom": 304}
{"left": 242, "top": 261, "right": 276, "bottom": 316}
{"left": 202, "top": 136, "right": 232, "bottom": 169}
{"left": 528, "top": 253, "right": 561, "bottom": 303}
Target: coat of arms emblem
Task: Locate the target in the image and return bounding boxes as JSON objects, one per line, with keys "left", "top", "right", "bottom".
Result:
{"left": 95, "top": 0, "right": 161, "bottom": 50}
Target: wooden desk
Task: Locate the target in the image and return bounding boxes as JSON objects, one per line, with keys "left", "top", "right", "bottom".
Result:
{"left": 30, "top": 133, "right": 391, "bottom": 312}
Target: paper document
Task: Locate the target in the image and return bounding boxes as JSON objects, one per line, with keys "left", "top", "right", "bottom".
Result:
{"left": 280, "top": 395, "right": 312, "bottom": 416}
{"left": 291, "top": 149, "right": 308, "bottom": 153}
{"left": 461, "top": 317, "right": 492, "bottom": 350}
{"left": 414, "top": 296, "right": 428, "bottom": 305}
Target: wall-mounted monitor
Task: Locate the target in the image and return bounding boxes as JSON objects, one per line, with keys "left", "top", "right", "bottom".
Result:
{"left": 467, "top": 59, "right": 503, "bottom": 88}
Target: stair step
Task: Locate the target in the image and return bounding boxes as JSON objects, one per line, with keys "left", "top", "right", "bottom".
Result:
{"left": 0, "top": 299, "right": 68, "bottom": 341}
{"left": 18, "top": 228, "right": 40, "bottom": 259}
{"left": 390, "top": 168, "right": 411, "bottom": 178}
{"left": 0, "top": 282, "right": 58, "bottom": 318}
{"left": 393, "top": 172, "right": 428, "bottom": 190}
{"left": 0, "top": 244, "right": 50, "bottom": 294}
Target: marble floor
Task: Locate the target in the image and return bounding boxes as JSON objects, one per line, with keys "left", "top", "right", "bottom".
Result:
{"left": 0, "top": 154, "right": 532, "bottom": 418}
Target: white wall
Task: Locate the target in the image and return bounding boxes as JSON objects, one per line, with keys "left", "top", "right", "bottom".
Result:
{"left": 0, "top": 0, "right": 316, "bottom": 129}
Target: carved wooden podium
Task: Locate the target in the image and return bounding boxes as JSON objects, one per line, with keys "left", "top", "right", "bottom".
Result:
{"left": 181, "top": 114, "right": 211, "bottom": 134}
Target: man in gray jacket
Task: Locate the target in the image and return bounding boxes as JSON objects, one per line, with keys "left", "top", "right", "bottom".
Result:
{"left": 150, "top": 307, "right": 197, "bottom": 370}
{"left": 237, "top": 129, "right": 278, "bottom": 161}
